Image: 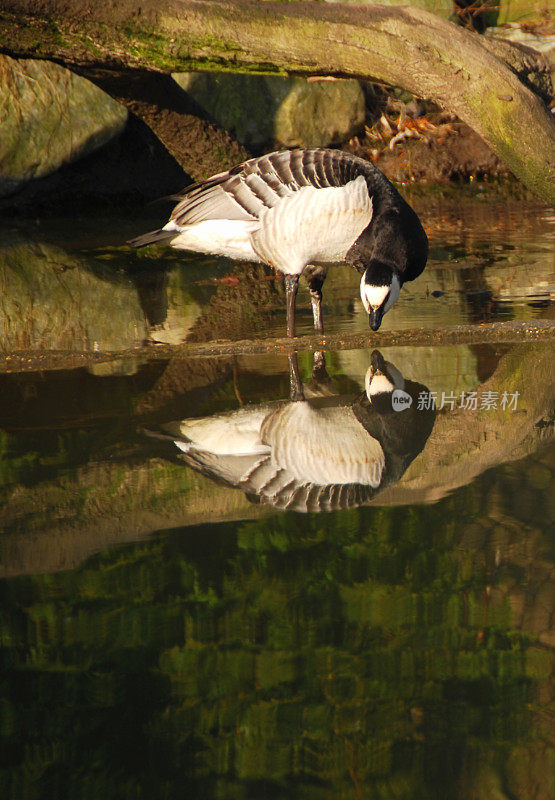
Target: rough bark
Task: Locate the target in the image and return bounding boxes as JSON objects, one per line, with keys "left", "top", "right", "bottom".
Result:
{"left": 0, "top": 0, "right": 554, "bottom": 203}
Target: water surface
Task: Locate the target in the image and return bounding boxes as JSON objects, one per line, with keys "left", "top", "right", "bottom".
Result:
{"left": 0, "top": 189, "right": 553, "bottom": 799}
{"left": 1, "top": 191, "right": 553, "bottom": 352}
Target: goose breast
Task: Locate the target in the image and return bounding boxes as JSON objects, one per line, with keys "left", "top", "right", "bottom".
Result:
{"left": 251, "top": 176, "right": 373, "bottom": 275}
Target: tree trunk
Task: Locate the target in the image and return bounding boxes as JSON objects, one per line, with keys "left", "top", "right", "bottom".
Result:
{"left": 1, "top": 0, "right": 554, "bottom": 203}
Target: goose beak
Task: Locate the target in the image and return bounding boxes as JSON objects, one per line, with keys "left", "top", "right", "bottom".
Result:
{"left": 369, "top": 307, "right": 383, "bottom": 331}
{"left": 366, "top": 350, "right": 385, "bottom": 387}
{"left": 370, "top": 350, "right": 386, "bottom": 373}
{"left": 365, "top": 350, "right": 394, "bottom": 402}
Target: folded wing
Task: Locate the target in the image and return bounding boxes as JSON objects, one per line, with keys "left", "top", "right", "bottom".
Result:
{"left": 169, "top": 148, "right": 385, "bottom": 228}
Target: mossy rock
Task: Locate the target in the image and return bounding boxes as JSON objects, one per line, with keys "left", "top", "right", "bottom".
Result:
{"left": 0, "top": 54, "right": 127, "bottom": 198}
{"left": 0, "top": 239, "right": 144, "bottom": 351}
{"left": 172, "top": 72, "right": 365, "bottom": 148}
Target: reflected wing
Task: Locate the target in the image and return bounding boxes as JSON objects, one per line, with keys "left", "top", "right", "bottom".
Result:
{"left": 158, "top": 399, "right": 386, "bottom": 514}
{"left": 180, "top": 449, "right": 379, "bottom": 513}
{"left": 261, "top": 403, "right": 385, "bottom": 487}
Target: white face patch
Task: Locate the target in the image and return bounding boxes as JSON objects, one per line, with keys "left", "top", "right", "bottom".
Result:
{"left": 359, "top": 273, "right": 401, "bottom": 316}
{"left": 365, "top": 372, "right": 395, "bottom": 398}
{"left": 364, "top": 360, "right": 405, "bottom": 400}
{"left": 360, "top": 281, "right": 389, "bottom": 314}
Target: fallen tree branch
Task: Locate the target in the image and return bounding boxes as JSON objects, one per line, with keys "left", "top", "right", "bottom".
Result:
{"left": 0, "top": 0, "right": 554, "bottom": 202}
{"left": 1, "top": 319, "right": 553, "bottom": 374}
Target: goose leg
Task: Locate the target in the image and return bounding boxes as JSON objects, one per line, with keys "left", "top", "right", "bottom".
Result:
{"left": 288, "top": 352, "right": 305, "bottom": 402}
{"left": 305, "top": 266, "right": 327, "bottom": 334}
{"left": 305, "top": 351, "right": 333, "bottom": 396}
{"left": 309, "top": 286, "right": 323, "bottom": 334}
{"left": 312, "top": 351, "right": 331, "bottom": 386}
{"left": 285, "top": 274, "right": 299, "bottom": 338}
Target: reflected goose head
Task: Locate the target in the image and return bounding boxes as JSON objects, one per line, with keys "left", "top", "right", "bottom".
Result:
{"left": 365, "top": 350, "right": 404, "bottom": 402}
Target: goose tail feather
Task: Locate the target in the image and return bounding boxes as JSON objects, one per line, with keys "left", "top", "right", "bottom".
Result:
{"left": 127, "top": 228, "right": 175, "bottom": 248}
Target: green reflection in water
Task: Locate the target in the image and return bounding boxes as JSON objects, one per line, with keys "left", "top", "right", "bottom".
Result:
{"left": 1, "top": 446, "right": 553, "bottom": 799}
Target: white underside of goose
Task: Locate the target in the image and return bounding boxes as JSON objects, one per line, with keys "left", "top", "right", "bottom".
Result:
{"left": 163, "top": 176, "right": 373, "bottom": 275}
{"left": 168, "top": 399, "right": 384, "bottom": 490}
{"left": 165, "top": 407, "right": 272, "bottom": 456}
{"left": 165, "top": 219, "right": 261, "bottom": 262}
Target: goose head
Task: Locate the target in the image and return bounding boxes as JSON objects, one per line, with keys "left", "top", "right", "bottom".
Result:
{"left": 360, "top": 261, "right": 401, "bottom": 331}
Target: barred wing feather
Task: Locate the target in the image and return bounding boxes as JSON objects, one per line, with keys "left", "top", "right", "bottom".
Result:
{"left": 169, "top": 148, "right": 388, "bottom": 228}
{"left": 260, "top": 403, "right": 385, "bottom": 488}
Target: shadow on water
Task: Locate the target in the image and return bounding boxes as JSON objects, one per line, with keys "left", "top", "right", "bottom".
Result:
{"left": 0, "top": 190, "right": 554, "bottom": 800}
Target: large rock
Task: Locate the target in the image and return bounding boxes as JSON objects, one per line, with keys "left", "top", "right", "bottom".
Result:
{"left": 0, "top": 234, "right": 205, "bottom": 352}
{"left": 0, "top": 55, "right": 127, "bottom": 198}
{"left": 172, "top": 72, "right": 365, "bottom": 148}
{"left": 0, "top": 238, "right": 145, "bottom": 351}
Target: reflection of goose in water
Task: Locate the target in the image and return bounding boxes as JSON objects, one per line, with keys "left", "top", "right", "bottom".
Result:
{"left": 149, "top": 351, "right": 435, "bottom": 512}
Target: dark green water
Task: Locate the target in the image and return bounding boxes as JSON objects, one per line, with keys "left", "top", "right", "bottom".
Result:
{"left": 0, "top": 191, "right": 554, "bottom": 799}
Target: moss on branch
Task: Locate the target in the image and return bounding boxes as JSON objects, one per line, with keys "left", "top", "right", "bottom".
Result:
{"left": 0, "top": 0, "right": 553, "bottom": 202}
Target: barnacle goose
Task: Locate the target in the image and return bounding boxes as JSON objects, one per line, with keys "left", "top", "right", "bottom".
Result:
{"left": 145, "top": 351, "right": 435, "bottom": 513}
{"left": 128, "top": 148, "right": 428, "bottom": 336}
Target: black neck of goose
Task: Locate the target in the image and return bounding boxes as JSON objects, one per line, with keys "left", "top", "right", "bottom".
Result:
{"left": 347, "top": 201, "right": 428, "bottom": 280}
{"left": 346, "top": 227, "right": 401, "bottom": 276}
